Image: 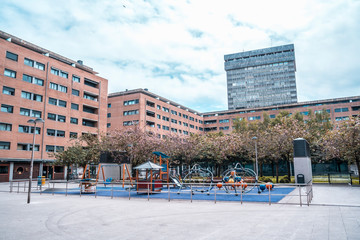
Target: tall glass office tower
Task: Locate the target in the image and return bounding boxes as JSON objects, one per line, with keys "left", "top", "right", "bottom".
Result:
{"left": 224, "top": 44, "right": 297, "bottom": 110}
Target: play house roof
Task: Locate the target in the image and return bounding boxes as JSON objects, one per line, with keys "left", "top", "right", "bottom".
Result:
{"left": 133, "top": 161, "right": 163, "bottom": 170}
{"left": 153, "top": 151, "right": 170, "bottom": 158}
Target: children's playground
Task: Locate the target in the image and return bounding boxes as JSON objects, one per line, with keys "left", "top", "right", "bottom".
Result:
{"left": 18, "top": 151, "right": 312, "bottom": 205}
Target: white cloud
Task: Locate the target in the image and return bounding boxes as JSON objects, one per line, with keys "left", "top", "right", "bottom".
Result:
{"left": 1, "top": 0, "right": 359, "bottom": 112}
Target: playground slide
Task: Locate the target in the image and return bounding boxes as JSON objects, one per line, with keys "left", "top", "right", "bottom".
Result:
{"left": 169, "top": 175, "right": 182, "bottom": 188}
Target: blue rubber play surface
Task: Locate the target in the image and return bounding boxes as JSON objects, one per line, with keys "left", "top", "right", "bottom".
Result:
{"left": 41, "top": 186, "right": 295, "bottom": 203}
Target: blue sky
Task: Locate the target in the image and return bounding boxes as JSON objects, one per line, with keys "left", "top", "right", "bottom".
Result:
{"left": 1, "top": 0, "right": 359, "bottom": 112}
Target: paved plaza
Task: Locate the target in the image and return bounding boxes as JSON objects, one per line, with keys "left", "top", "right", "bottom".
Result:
{"left": 0, "top": 184, "right": 359, "bottom": 240}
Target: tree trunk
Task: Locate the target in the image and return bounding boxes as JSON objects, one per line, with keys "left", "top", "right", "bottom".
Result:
{"left": 259, "top": 162, "right": 263, "bottom": 177}
{"left": 66, "top": 164, "right": 70, "bottom": 181}
{"left": 275, "top": 162, "right": 279, "bottom": 183}
{"left": 271, "top": 162, "right": 275, "bottom": 177}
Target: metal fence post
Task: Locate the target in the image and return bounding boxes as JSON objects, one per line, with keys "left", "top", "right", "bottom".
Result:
{"left": 147, "top": 182, "right": 150, "bottom": 201}
{"left": 190, "top": 184, "right": 193, "bottom": 203}
{"left": 299, "top": 185, "right": 302, "bottom": 207}
{"left": 65, "top": 181, "right": 68, "bottom": 196}
{"left": 214, "top": 187, "right": 216, "bottom": 204}
{"left": 168, "top": 183, "right": 170, "bottom": 202}
{"left": 268, "top": 186, "right": 271, "bottom": 205}
{"left": 129, "top": 184, "right": 131, "bottom": 200}
{"left": 17, "top": 181, "right": 20, "bottom": 193}
{"left": 111, "top": 183, "right": 114, "bottom": 199}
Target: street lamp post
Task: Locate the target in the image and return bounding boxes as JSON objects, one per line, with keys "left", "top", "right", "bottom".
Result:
{"left": 252, "top": 136, "right": 258, "bottom": 180}
{"left": 27, "top": 118, "right": 44, "bottom": 204}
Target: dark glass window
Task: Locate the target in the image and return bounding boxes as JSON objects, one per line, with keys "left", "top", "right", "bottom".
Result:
{"left": 6, "top": 51, "right": 18, "bottom": 61}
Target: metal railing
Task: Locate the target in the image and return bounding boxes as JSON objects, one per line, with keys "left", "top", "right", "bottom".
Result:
{"left": 5, "top": 179, "right": 313, "bottom": 206}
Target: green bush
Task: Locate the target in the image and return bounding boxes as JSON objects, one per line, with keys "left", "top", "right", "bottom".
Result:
{"left": 280, "top": 175, "right": 290, "bottom": 183}
{"left": 259, "top": 176, "right": 272, "bottom": 182}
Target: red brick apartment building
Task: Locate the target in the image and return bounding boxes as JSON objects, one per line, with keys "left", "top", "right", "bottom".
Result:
{"left": 108, "top": 88, "right": 360, "bottom": 135}
{"left": 107, "top": 89, "right": 204, "bottom": 137}
{"left": 0, "top": 31, "right": 108, "bottom": 182}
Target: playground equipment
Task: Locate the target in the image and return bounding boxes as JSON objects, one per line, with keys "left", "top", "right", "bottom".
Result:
{"left": 220, "top": 163, "right": 257, "bottom": 194}
{"left": 177, "top": 164, "right": 214, "bottom": 195}
{"left": 152, "top": 151, "right": 170, "bottom": 183}
{"left": 80, "top": 163, "right": 133, "bottom": 193}
{"left": 134, "top": 161, "right": 163, "bottom": 193}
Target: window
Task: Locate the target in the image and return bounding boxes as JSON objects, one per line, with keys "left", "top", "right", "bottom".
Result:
{"left": 189, "top": 117, "right": 194, "bottom": 121}
{"left": 51, "top": 67, "right": 59, "bottom": 75}
{"left": 124, "top": 99, "right": 139, "bottom": 106}
{"left": 84, "top": 78, "right": 98, "bottom": 88}
{"left": 72, "top": 89, "right": 80, "bottom": 96}
{"left": 270, "top": 114, "right": 276, "bottom": 119}
{"left": 71, "top": 103, "right": 79, "bottom": 110}
{"left": 58, "top": 115, "right": 66, "bottom": 122}
{"left": 1, "top": 104, "right": 13, "bottom": 113}
{"left": 107, "top": 123, "right": 111, "bottom": 128}
{"left": 82, "top": 119, "right": 97, "bottom": 127}
{"left": 72, "top": 75, "right": 80, "bottom": 83}
{"left": 0, "top": 123, "right": 12, "bottom": 131}
{"left": 49, "top": 98, "right": 66, "bottom": 107}
{"left": 300, "top": 111, "right": 309, "bottom": 116}
{"left": 22, "top": 74, "right": 44, "bottom": 86}
{"left": 123, "top": 110, "right": 139, "bottom": 116}
{"left": 162, "top": 107, "right": 169, "bottom": 112}
{"left": 18, "top": 125, "right": 40, "bottom": 134}
{"left": 219, "top": 119, "right": 230, "bottom": 123}
{"left": 204, "top": 120, "right": 217, "bottom": 124}
{"left": 24, "top": 58, "right": 45, "bottom": 70}
{"left": 21, "top": 91, "right": 43, "bottom": 102}
{"left": 171, "top": 110, "right": 177, "bottom": 115}
{"left": 2, "top": 86, "right": 15, "bottom": 96}
{"left": 21, "top": 91, "right": 31, "bottom": 100}
{"left": 157, "top": 105, "right": 161, "bottom": 110}
{"left": 157, "top": 114, "right": 161, "bottom": 119}
{"left": 335, "top": 116, "right": 350, "bottom": 121}
{"left": 47, "top": 129, "right": 55, "bottom": 136}
{"left": 146, "top": 101, "right": 155, "bottom": 107}
{"left": 4, "top": 69, "right": 16, "bottom": 78}
{"left": 57, "top": 130, "right": 65, "bottom": 137}
{"left": 35, "top": 62, "right": 45, "bottom": 71}
{"left": 83, "top": 105, "right": 97, "bottom": 114}
{"left": 248, "top": 116, "right": 261, "bottom": 121}
{"left": 6, "top": 51, "right": 18, "bottom": 61}
{"left": 108, "top": 103, "right": 111, "bottom": 108}
{"left": 171, "top": 119, "right": 177, "bottom": 124}
{"left": 50, "top": 82, "right": 58, "bottom": 90}
{"left": 59, "top": 85, "right": 67, "bottom": 93}
{"left": 146, "top": 111, "right": 155, "bottom": 117}
{"left": 335, "top": 108, "right": 349, "bottom": 113}
{"left": 0, "top": 142, "right": 10, "bottom": 150}
{"left": 24, "top": 58, "right": 34, "bottom": 67}
{"left": 17, "top": 143, "right": 39, "bottom": 151}
{"left": 220, "top": 126, "right": 230, "bottom": 130}
{"left": 162, "top": 126, "right": 169, "bottom": 131}
{"left": 162, "top": 116, "right": 169, "bottom": 121}
{"left": 190, "top": 124, "right": 194, "bottom": 129}
{"left": 70, "top": 132, "right": 78, "bottom": 138}
{"left": 107, "top": 113, "right": 111, "bottom": 118}
{"left": 123, "top": 121, "right": 139, "bottom": 126}
{"left": 46, "top": 145, "right": 63, "bottom": 152}
{"left": 60, "top": 71, "right": 68, "bottom": 78}
{"left": 0, "top": 166, "right": 9, "bottom": 174}
{"left": 58, "top": 100, "right": 66, "bottom": 107}
{"left": 49, "top": 82, "right": 67, "bottom": 93}
{"left": 70, "top": 117, "right": 78, "bottom": 124}
{"left": 84, "top": 92, "right": 97, "bottom": 101}
{"left": 47, "top": 113, "right": 65, "bottom": 122}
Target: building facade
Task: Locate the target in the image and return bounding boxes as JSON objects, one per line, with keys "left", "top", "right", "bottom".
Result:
{"left": 107, "top": 89, "right": 203, "bottom": 138}
{"left": 0, "top": 31, "right": 108, "bottom": 182}
{"left": 225, "top": 44, "right": 298, "bottom": 110}
{"left": 202, "top": 95, "right": 360, "bottom": 133}
{"left": 108, "top": 88, "right": 360, "bottom": 135}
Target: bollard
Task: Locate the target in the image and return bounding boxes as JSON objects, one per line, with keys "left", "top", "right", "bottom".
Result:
{"left": 147, "top": 182, "right": 150, "bottom": 201}
{"left": 168, "top": 184, "right": 170, "bottom": 202}
{"left": 111, "top": 183, "right": 114, "bottom": 199}
{"left": 268, "top": 185, "right": 271, "bottom": 205}
{"left": 190, "top": 185, "right": 193, "bottom": 203}
{"left": 214, "top": 187, "right": 216, "bottom": 204}
{"left": 128, "top": 185, "right": 131, "bottom": 200}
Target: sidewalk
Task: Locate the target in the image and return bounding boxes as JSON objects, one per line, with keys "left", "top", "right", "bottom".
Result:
{"left": 0, "top": 183, "right": 359, "bottom": 240}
